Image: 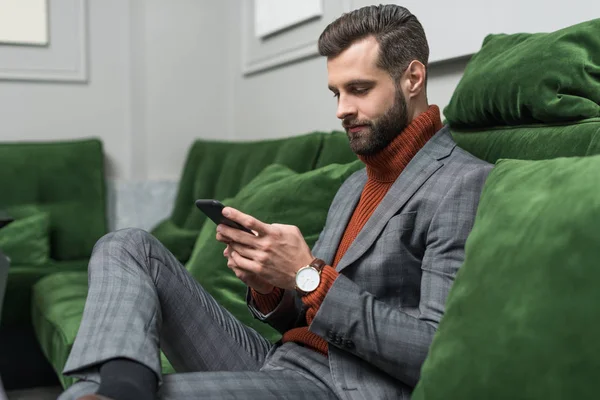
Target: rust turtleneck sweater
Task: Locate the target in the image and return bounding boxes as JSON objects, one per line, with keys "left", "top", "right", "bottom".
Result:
{"left": 252, "top": 105, "right": 443, "bottom": 356}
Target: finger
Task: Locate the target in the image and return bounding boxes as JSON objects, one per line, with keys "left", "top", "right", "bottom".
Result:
{"left": 230, "top": 250, "right": 261, "bottom": 275}
{"left": 222, "top": 207, "right": 270, "bottom": 237}
{"left": 229, "top": 241, "right": 264, "bottom": 263}
{"left": 217, "top": 224, "right": 259, "bottom": 247}
{"left": 227, "top": 257, "right": 238, "bottom": 269}
{"left": 230, "top": 264, "right": 252, "bottom": 283}
{"left": 216, "top": 231, "right": 232, "bottom": 244}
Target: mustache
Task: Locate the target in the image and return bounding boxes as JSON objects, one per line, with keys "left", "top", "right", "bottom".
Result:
{"left": 342, "top": 119, "right": 372, "bottom": 130}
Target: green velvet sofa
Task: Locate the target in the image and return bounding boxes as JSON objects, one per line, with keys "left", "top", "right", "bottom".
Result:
{"left": 0, "top": 139, "right": 107, "bottom": 389}
{"left": 24, "top": 131, "right": 357, "bottom": 388}
{"left": 8, "top": 19, "right": 600, "bottom": 397}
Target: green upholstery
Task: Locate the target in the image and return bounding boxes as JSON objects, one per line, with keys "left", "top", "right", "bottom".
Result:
{"left": 151, "top": 131, "right": 353, "bottom": 263}
{"left": 314, "top": 131, "right": 358, "bottom": 168}
{"left": 187, "top": 161, "right": 364, "bottom": 343}
{"left": 413, "top": 155, "right": 600, "bottom": 400}
{"left": 31, "top": 132, "right": 355, "bottom": 388}
{"left": 0, "top": 139, "right": 107, "bottom": 261}
{"left": 33, "top": 161, "right": 365, "bottom": 388}
{"left": 445, "top": 19, "right": 600, "bottom": 128}
{"left": 32, "top": 270, "right": 177, "bottom": 389}
{"left": 4, "top": 259, "right": 89, "bottom": 327}
{"left": 32, "top": 271, "right": 87, "bottom": 389}
{"left": 0, "top": 205, "right": 50, "bottom": 266}
{"left": 0, "top": 138, "right": 106, "bottom": 328}
{"left": 451, "top": 118, "right": 600, "bottom": 163}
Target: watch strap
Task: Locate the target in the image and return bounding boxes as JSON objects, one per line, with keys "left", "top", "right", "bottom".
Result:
{"left": 309, "top": 258, "right": 326, "bottom": 273}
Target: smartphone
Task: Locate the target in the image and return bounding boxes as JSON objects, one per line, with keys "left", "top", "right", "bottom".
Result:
{"left": 195, "top": 199, "right": 254, "bottom": 234}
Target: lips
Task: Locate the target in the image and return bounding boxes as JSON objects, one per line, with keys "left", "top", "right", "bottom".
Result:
{"left": 345, "top": 125, "right": 368, "bottom": 133}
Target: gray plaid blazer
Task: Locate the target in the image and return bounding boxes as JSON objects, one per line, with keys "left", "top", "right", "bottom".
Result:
{"left": 248, "top": 126, "right": 492, "bottom": 399}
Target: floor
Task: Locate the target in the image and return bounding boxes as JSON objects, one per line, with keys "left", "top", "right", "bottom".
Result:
{"left": 6, "top": 386, "right": 62, "bottom": 400}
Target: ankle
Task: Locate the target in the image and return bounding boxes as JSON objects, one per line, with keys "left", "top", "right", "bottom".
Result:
{"left": 97, "top": 358, "right": 157, "bottom": 400}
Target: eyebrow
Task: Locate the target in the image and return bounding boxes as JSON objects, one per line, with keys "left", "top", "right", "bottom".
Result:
{"left": 328, "top": 79, "right": 376, "bottom": 92}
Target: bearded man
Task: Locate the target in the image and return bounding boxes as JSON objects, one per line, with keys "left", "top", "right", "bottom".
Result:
{"left": 62, "top": 4, "right": 491, "bottom": 400}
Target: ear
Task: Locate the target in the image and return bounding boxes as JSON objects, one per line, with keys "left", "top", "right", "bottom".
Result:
{"left": 400, "top": 60, "right": 426, "bottom": 99}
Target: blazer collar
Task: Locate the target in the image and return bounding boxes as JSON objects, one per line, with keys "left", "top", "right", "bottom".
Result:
{"left": 319, "top": 126, "right": 456, "bottom": 272}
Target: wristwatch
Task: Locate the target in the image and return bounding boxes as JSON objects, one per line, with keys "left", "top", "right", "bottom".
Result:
{"left": 295, "top": 258, "right": 326, "bottom": 295}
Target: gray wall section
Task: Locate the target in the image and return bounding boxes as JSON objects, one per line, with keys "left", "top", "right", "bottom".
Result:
{"left": 0, "top": 0, "right": 466, "bottom": 179}
{"left": 0, "top": 0, "right": 231, "bottom": 181}
{"left": 143, "top": 0, "right": 231, "bottom": 180}
{"left": 227, "top": 0, "right": 469, "bottom": 140}
{"left": 0, "top": 0, "right": 131, "bottom": 179}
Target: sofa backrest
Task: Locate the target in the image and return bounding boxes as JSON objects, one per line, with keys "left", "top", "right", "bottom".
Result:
{"left": 168, "top": 131, "right": 356, "bottom": 232}
{"left": 314, "top": 131, "right": 357, "bottom": 168}
{"left": 0, "top": 139, "right": 107, "bottom": 261}
{"left": 446, "top": 20, "right": 600, "bottom": 164}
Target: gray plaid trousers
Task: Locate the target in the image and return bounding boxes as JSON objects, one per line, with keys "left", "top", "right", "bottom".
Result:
{"left": 60, "top": 228, "right": 338, "bottom": 400}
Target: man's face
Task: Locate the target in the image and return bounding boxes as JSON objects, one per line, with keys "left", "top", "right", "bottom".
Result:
{"left": 327, "top": 36, "right": 408, "bottom": 156}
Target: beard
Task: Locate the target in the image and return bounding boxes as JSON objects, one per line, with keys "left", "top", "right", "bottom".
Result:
{"left": 343, "top": 89, "right": 409, "bottom": 156}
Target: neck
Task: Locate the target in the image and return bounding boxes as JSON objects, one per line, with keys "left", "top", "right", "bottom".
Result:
{"left": 409, "top": 100, "right": 430, "bottom": 122}
{"left": 358, "top": 105, "right": 443, "bottom": 183}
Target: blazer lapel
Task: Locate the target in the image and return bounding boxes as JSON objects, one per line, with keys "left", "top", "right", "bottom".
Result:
{"left": 316, "top": 171, "right": 366, "bottom": 265}
{"left": 335, "top": 127, "right": 456, "bottom": 272}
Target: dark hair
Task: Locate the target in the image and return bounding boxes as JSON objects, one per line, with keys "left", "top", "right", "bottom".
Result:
{"left": 318, "top": 4, "right": 429, "bottom": 80}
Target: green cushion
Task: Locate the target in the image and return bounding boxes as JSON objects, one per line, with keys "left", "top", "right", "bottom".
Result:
{"left": 452, "top": 118, "right": 600, "bottom": 163}
{"left": 445, "top": 19, "right": 600, "bottom": 128}
{"left": 32, "top": 271, "right": 88, "bottom": 388}
{"left": 151, "top": 133, "right": 326, "bottom": 263}
{"left": 3, "top": 259, "right": 89, "bottom": 327}
{"left": 149, "top": 219, "right": 200, "bottom": 265}
{"left": 313, "top": 131, "right": 357, "bottom": 168}
{"left": 0, "top": 139, "right": 107, "bottom": 261}
{"left": 32, "top": 271, "right": 176, "bottom": 389}
{"left": 186, "top": 161, "right": 364, "bottom": 342}
{"left": 413, "top": 155, "right": 600, "bottom": 400}
{"left": 0, "top": 205, "right": 50, "bottom": 266}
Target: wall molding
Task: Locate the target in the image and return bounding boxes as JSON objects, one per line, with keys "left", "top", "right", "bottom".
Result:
{"left": 241, "top": 0, "right": 352, "bottom": 76}
{"left": 0, "top": 0, "right": 88, "bottom": 82}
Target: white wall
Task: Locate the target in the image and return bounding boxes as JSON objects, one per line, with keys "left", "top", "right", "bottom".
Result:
{"left": 142, "top": 0, "right": 232, "bottom": 180}
{"left": 0, "top": 0, "right": 131, "bottom": 179}
{"left": 0, "top": 0, "right": 467, "bottom": 179}
{"left": 0, "top": 0, "right": 231, "bottom": 182}
{"left": 227, "top": 1, "right": 468, "bottom": 140}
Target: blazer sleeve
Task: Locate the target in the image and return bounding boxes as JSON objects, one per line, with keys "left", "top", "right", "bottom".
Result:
{"left": 245, "top": 174, "right": 358, "bottom": 333}
{"left": 308, "top": 165, "right": 491, "bottom": 388}
{"left": 244, "top": 226, "right": 327, "bottom": 333}
{"left": 246, "top": 286, "right": 304, "bottom": 334}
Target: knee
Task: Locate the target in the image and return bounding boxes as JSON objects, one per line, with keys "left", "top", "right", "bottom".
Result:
{"left": 95, "top": 227, "right": 151, "bottom": 249}
{"left": 91, "top": 228, "right": 154, "bottom": 264}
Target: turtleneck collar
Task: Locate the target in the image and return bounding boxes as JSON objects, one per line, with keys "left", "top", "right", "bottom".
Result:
{"left": 357, "top": 105, "right": 443, "bottom": 183}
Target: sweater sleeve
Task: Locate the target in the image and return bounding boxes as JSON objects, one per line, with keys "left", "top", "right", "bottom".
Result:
{"left": 301, "top": 265, "right": 339, "bottom": 324}
{"left": 250, "top": 287, "right": 284, "bottom": 315}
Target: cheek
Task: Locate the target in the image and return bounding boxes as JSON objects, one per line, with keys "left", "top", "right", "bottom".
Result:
{"left": 359, "top": 90, "right": 395, "bottom": 121}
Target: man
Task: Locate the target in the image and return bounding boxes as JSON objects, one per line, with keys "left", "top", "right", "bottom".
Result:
{"left": 63, "top": 5, "right": 491, "bottom": 400}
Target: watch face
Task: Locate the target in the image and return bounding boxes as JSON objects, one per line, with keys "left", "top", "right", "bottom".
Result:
{"left": 296, "top": 267, "right": 320, "bottom": 292}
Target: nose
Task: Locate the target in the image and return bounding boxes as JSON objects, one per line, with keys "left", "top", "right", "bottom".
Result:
{"left": 336, "top": 96, "right": 357, "bottom": 120}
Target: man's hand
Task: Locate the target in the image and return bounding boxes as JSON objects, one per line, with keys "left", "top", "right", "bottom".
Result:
{"left": 216, "top": 207, "right": 314, "bottom": 291}
{"left": 223, "top": 245, "right": 274, "bottom": 294}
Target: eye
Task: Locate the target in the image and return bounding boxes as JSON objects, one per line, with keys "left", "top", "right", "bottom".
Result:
{"left": 352, "top": 87, "right": 369, "bottom": 95}
{"left": 332, "top": 92, "right": 340, "bottom": 99}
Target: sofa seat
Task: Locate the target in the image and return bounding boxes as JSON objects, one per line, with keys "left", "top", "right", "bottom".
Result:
{"left": 31, "top": 271, "right": 87, "bottom": 388}
{"left": 3, "top": 259, "right": 89, "bottom": 328}
{"left": 32, "top": 271, "right": 176, "bottom": 388}
{"left": 32, "top": 131, "right": 357, "bottom": 388}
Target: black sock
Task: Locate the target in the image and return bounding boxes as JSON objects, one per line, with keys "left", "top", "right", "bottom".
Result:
{"left": 97, "top": 358, "right": 158, "bottom": 400}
